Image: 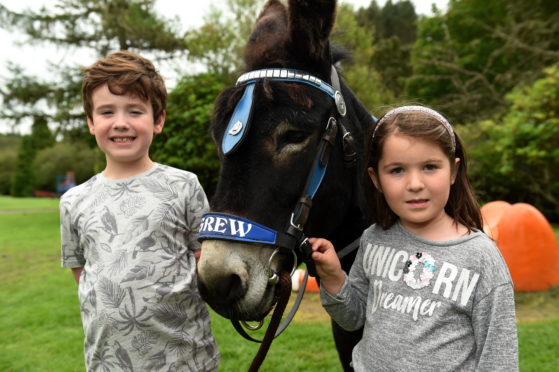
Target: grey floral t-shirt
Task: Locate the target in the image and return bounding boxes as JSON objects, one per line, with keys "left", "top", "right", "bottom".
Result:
{"left": 60, "top": 163, "right": 219, "bottom": 371}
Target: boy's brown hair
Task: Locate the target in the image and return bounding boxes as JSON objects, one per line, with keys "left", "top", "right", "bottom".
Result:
{"left": 82, "top": 51, "right": 167, "bottom": 122}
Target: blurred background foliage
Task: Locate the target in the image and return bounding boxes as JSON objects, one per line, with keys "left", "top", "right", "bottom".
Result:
{"left": 0, "top": 0, "right": 558, "bottom": 220}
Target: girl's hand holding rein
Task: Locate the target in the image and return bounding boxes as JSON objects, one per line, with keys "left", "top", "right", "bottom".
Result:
{"left": 308, "top": 237, "right": 346, "bottom": 296}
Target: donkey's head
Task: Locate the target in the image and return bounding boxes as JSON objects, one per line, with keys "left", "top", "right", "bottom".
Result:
{"left": 197, "top": 0, "right": 373, "bottom": 321}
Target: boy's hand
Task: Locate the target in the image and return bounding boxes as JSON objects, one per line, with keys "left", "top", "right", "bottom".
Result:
{"left": 308, "top": 238, "right": 345, "bottom": 296}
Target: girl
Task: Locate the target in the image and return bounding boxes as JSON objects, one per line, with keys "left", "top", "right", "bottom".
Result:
{"left": 310, "top": 106, "right": 518, "bottom": 371}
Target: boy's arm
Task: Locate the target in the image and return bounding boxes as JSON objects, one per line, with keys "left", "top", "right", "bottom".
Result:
{"left": 71, "top": 267, "right": 84, "bottom": 284}
{"left": 185, "top": 176, "right": 209, "bottom": 253}
{"left": 60, "top": 193, "right": 86, "bottom": 278}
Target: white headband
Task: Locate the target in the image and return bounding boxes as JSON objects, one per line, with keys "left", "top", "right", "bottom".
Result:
{"left": 372, "top": 105, "right": 456, "bottom": 152}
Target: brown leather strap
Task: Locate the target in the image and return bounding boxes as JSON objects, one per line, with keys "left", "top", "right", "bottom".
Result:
{"left": 248, "top": 271, "right": 292, "bottom": 371}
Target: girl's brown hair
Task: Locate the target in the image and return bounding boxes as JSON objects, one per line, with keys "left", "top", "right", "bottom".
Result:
{"left": 365, "top": 107, "right": 483, "bottom": 232}
{"left": 81, "top": 51, "right": 167, "bottom": 122}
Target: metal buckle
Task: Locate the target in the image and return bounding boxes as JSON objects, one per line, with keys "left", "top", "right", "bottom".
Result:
{"left": 267, "top": 248, "right": 298, "bottom": 285}
{"left": 241, "top": 320, "right": 264, "bottom": 330}
{"left": 290, "top": 212, "right": 304, "bottom": 231}
{"left": 325, "top": 116, "right": 336, "bottom": 132}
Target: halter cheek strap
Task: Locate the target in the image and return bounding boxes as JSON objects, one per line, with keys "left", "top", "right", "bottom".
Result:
{"left": 222, "top": 83, "right": 256, "bottom": 154}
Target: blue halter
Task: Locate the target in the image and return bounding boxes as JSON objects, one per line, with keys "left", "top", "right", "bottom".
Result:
{"left": 200, "top": 67, "right": 351, "bottom": 277}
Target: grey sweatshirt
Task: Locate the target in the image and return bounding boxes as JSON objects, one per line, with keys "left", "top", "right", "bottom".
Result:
{"left": 321, "top": 222, "right": 518, "bottom": 371}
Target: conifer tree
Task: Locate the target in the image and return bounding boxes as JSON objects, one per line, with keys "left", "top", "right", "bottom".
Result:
{"left": 0, "top": 0, "right": 186, "bottom": 133}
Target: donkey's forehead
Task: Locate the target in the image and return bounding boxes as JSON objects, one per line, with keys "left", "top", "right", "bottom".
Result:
{"left": 216, "top": 80, "right": 322, "bottom": 125}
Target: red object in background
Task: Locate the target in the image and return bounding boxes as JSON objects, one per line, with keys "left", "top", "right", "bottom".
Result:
{"left": 481, "top": 201, "right": 559, "bottom": 292}
{"left": 291, "top": 269, "right": 320, "bottom": 292}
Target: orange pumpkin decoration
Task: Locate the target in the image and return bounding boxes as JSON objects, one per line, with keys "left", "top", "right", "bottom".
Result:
{"left": 291, "top": 269, "right": 320, "bottom": 292}
{"left": 481, "top": 202, "right": 559, "bottom": 291}
{"left": 481, "top": 200, "right": 513, "bottom": 240}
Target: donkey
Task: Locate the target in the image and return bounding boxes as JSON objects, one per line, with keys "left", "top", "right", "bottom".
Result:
{"left": 196, "top": 0, "right": 376, "bottom": 369}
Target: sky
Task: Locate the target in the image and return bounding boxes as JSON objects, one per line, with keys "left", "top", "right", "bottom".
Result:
{"left": 0, "top": 0, "right": 448, "bottom": 133}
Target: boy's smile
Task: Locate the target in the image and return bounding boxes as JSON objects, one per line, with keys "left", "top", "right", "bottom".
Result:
{"left": 111, "top": 136, "right": 136, "bottom": 143}
{"left": 87, "top": 84, "right": 165, "bottom": 178}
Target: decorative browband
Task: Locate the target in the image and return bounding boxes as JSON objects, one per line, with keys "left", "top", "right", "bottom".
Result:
{"left": 236, "top": 68, "right": 335, "bottom": 98}
{"left": 236, "top": 68, "right": 343, "bottom": 107}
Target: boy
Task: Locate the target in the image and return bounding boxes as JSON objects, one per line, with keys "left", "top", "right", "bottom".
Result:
{"left": 60, "top": 51, "right": 220, "bottom": 371}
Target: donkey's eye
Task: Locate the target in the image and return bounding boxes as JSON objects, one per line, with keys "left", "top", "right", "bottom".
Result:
{"left": 283, "top": 130, "right": 308, "bottom": 144}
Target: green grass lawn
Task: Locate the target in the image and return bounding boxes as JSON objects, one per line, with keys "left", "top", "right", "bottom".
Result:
{"left": 0, "top": 195, "right": 59, "bottom": 211}
{"left": 1, "top": 198, "right": 558, "bottom": 371}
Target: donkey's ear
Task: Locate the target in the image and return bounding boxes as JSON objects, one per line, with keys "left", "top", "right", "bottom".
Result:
{"left": 244, "top": 0, "right": 289, "bottom": 69}
{"left": 287, "top": 0, "right": 337, "bottom": 61}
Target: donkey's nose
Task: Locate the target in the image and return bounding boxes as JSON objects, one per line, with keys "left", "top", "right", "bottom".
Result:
{"left": 197, "top": 242, "right": 249, "bottom": 304}
{"left": 197, "top": 271, "right": 247, "bottom": 304}
{"left": 215, "top": 273, "right": 245, "bottom": 301}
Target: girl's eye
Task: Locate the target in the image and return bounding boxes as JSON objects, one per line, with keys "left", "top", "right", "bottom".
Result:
{"left": 424, "top": 164, "right": 438, "bottom": 171}
{"left": 389, "top": 167, "right": 404, "bottom": 174}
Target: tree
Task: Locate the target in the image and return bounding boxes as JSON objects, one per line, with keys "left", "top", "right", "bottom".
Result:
{"left": 354, "top": 0, "right": 417, "bottom": 99}
{"left": 371, "top": 36, "right": 413, "bottom": 98}
{"left": 460, "top": 66, "right": 559, "bottom": 220}
{"left": 0, "top": 0, "right": 186, "bottom": 132}
{"left": 183, "top": 0, "right": 264, "bottom": 75}
{"left": 407, "top": 0, "right": 559, "bottom": 123}
{"left": 355, "top": 0, "right": 417, "bottom": 44}
{"left": 10, "top": 116, "right": 55, "bottom": 196}
{"left": 0, "top": 134, "right": 20, "bottom": 195}
{"left": 33, "top": 141, "right": 96, "bottom": 192}
{"left": 332, "top": 3, "right": 392, "bottom": 111}
{"left": 151, "top": 73, "right": 230, "bottom": 195}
